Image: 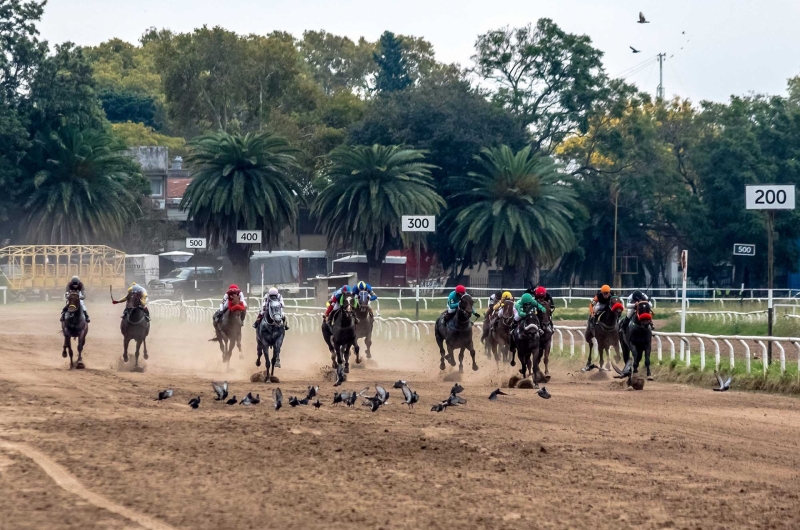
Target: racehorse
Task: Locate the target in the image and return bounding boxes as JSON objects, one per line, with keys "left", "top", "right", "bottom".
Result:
{"left": 537, "top": 302, "right": 555, "bottom": 378}
{"left": 354, "top": 290, "right": 374, "bottom": 359}
{"left": 487, "top": 298, "right": 514, "bottom": 363}
{"left": 256, "top": 299, "right": 286, "bottom": 377}
{"left": 510, "top": 311, "right": 545, "bottom": 383}
{"left": 322, "top": 293, "right": 360, "bottom": 372}
{"left": 61, "top": 290, "right": 88, "bottom": 369}
{"left": 435, "top": 294, "right": 478, "bottom": 373}
{"left": 210, "top": 291, "right": 244, "bottom": 370}
{"left": 620, "top": 300, "right": 654, "bottom": 380}
{"left": 121, "top": 289, "right": 150, "bottom": 371}
{"left": 584, "top": 296, "right": 623, "bottom": 371}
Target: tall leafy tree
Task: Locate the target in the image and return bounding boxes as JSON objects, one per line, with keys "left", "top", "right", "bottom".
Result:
{"left": 447, "top": 145, "right": 579, "bottom": 285}
{"left": 23, "top": 127, "right": 147, "bottom": 244}
{"left": 373, "top": 31, "right": 411, "bottom": 93}
{"left": 180, "top": 131, "right": 299, "bottom": 285}
{"left": 312, "top": 145, "right": 445, "bottom": 283}
{"left": 473, "top": 19, "right": 608, "bottom": 152}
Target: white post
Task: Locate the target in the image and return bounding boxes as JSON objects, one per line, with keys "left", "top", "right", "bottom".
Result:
{"left": 680, "top": 250, "right": 688, "bottom": 359}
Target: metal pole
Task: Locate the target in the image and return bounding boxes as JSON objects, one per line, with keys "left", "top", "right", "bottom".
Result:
{"left": 768, "top": 210, "right": 774, "bottom": 364}
{"left": 657, "top": 53, "right": 665, "bottom": 100}
{"left": 193, "top": 248, "right": 198, "bottom": 307}
{"left": 613, "top": 186, "right": 619, "bottom": 289}
{"left": 415, "top": 238, "right": 421, "bottom": 321}
{"left": 680, "top": 250, "right": 688, "bottom": 358}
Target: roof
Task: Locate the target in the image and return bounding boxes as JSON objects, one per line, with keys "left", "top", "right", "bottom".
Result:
{"left": 168, "top": 177, "right": 192, "bottom": 200}
{"left": 252, "top": 251, "right": 327, "bottom": 258}
{"left": 333, "top": 254, "right": 407, "bottom": 265}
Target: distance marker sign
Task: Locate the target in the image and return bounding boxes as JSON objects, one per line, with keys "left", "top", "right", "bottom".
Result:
{"left": 236, "top": 230, "right": 262, "bottom": 244}
{"left": 401, "top": 215, "right": 436, "bottom": 232}
{"left": 745, "top": 185, "right": 795, "bottom": 210}
{"left": 733, "top": 243, "right": 755, "bottom": 256}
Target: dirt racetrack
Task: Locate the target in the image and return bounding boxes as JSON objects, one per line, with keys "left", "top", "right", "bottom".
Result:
{"left": 2, "top": 303, "right": 800, "bottom": 530}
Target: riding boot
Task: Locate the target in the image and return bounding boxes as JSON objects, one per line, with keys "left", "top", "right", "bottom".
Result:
{"left": 121, "top": 308, "right": 130, "bottom": 320}
{"left": 252, "top": 316, "right": 262, "bottom": 329}
{"left": 60, "top": 310, "right": 66, "bottom": 322}
{"left": 144, "top": 308, "right": 151, "bottom": 321}
{"left": 283, "top": 317, "right": 289, "bottom": 331}
{"left": 83, "top": 311, "right": 90, "bottom": 323}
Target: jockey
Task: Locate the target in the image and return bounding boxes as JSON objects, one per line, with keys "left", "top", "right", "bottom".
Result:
{"left": 492, "top": 291, "right": 515, "bottom": 313}
{"left": 534, "top": 286, "right": 555, "bottom": 315}
{"left": 61, "top": 276, "right": 89, "bottom": 323}
{"left": 509, "top": 293, "right": 546, "bottom": 354}
{"left": 444, "top": 285, "right": 479, "bottom": 322}
{"left": 324, "top": 284, "right": 352, "bottom": 323}
{"left": 589, "top": 284, "right": 616, "bottom": 324}
{"left": 253, "top": 287, "right": 289, "bottom": 330}
{"left": 352, "top": 281, "right": 377, "bottom": 317}
{"left": 621, "top": 290, "right": 650, "bottom": 329}
{"left": 216, "top": 284, "right": 247, "bottom": 323}
{"left": 113, "top": 282, "right": 150, "bottom": 321}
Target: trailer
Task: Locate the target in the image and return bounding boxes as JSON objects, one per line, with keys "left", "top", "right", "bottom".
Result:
{"left": 0, "top": 245, "right": 126, "bottom": 302}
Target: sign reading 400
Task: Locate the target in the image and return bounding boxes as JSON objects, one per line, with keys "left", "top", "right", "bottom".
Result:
{"left": 236, "top": 230, "right": 262, "bottom": 244}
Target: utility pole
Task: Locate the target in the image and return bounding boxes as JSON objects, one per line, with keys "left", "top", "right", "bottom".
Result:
{"left": 656, "top": 53, "right": 666, "bottom": 100}
{"left": 612, "top": 182, "right": 621, "bottom": 289}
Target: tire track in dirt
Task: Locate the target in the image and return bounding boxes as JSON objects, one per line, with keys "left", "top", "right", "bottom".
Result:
{"left": 0, "top": 440, "right": 177, "bottom": 530}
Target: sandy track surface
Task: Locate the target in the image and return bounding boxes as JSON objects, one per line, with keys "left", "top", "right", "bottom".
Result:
{"left": 1, "top": 303, "right": 800, "bottom": 529}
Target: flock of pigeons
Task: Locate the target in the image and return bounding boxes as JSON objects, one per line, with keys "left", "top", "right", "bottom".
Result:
{"left": 154, "top": 379, "right": 554, "bottom": 412}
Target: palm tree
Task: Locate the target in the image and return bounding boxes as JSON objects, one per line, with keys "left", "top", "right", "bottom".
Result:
{"left": 312, "top": 145, "right": 445, "bottom": 284}
{"left": 24, "top": 127, "right": 147, "bottom": 244}
{"left": 446, "top": 145, "right": 579, "bottom": 285}
{"left": 181, "top": 131, "right": 299, "bottom": 285}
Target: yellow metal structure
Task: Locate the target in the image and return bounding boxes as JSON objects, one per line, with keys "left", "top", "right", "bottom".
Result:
{"left": 0, "top": 245, "right": 126, "bottom": 293}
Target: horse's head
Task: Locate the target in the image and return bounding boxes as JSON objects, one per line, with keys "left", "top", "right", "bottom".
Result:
{"left": 459, "top": 294, "right": 473, "bottom": 315}
{"left": 635, "top": 300, "right": 654, "bottom": 326}
{"left": 357, "top": 290, "right": 370, "bottom": 309}
{"left": 518, "top": 311, "right": 541, "bottom": 338}
{"left": 66, "top": 290, "right": 81, "bottom": 313}
{"left": 341, "top": 294, "right": 355, "bottom": 313}
{"left": 501, "top": 299, "right": 514, "bottom": 318}
{"left": 267, "top": 299, "right": 283, "bottom": 324}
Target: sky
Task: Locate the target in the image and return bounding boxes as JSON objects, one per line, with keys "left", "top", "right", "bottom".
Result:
{"left": 39, "top": 0, "right": 800, "bottom": 103}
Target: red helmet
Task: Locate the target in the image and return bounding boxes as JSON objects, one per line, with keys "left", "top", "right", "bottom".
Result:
{"left": 228, "top": 284, "right": 239, "bottom": 291}
{"left": 455, "top": 285, "right": 466, "bottom": 295}
{"left": 535, "top": 286, "right": 547, "bottom": 297}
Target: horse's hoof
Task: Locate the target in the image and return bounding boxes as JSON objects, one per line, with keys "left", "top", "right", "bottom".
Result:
{"left": 122, "top": 354, "right": 128, "bottom": 363}
{"left": 355, "top": 357, "right": 362, "bottom": 365}
{"left": 472, "top": 363, "right": 479, "bottom": 372}
{"left": 256, "top": 359, "right": 262, "bottom": 367}
{"left": 458, "top": 366, "right": 464, "bottom": 374}
{"left": 62, "top": 351, "right": 67, "bottom": 358}
{"left": 274, "top": 359, "right": 281, "bottom": 368}
{"left": 75, "top": 362, "right": 85, "bottom": 370}
{"left": 647, "top": 376, "right": 654, "bottom": 381}
{"left": 446, "top": 355, "right": 456, "bottom": 367}
{"left": 344, "top": 364, "right": 350, "bottom": 374}
{"left": 366, "top": 352, "right": 372, "bottom": 359}
{"left": 439, "top": 361, "right": 446, "bottom": 371}
{"left": 510, "top": 360, "right": 516, "bottom": 367}
{"left": 143, "top": 352, "right": 149, "bottom": 360}
{"left": 545, "top": 370, "right": 550, "bottom": 377}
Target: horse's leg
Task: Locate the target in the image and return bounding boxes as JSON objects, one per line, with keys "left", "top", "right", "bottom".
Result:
{"left": 134, "top": 339, "right": 141, "bottom": 368}
{"left": 435, "top": 327, "right": 446, "bottom": 371}
{"left": 142, "top": 338, "right": 148, "bottom": 360}
{"left": 64, "top": 335, "right": 74, "bottom": 368}
{"left": 237, "top": 336, "right": 243, "bottom": 360}
{"left": 457, "top": 347, "right": 465, "bottom": 373}
{"left": 274, "top": 333, "right": 283, "bottom": 369}
{"left": 62, "top": 331, "right": 69, "bottom": 359}
{"left": 76, "top": 331, "right": 85, "bottom": 367}
{"left": 354, "top": 342, "right": 361, "bottom": 365}
{"left": 256, "top": 342, "right": 263, "bottom": 367}
{"left": 544, "top": 341, "right": 551, "bottom": 376}
{"left": 584, "top": 331, "right": 593, "bottom": 368}
{"left": 343, "top": 345, "right": 351, "bottom": 373}
{"left": 631, "top": 343, "right": 641, "bottom": 373}
{"left": 122, "top": 337, "right": 130, "bottom": 363}
{"left": 468, "top": 341, "right": 478, "bottom": 372}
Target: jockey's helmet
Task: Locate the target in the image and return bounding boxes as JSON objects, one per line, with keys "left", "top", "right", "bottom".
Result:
{"left": 501, "top": 291, "right": 513, "bottom": 300}
{"left": 632, "top": 290, "right": 644, "bottom": 300}
{"left": 268, "top": 287, "right": 279, "bottom": 296}
{"left": 455, "top": 285, "right": 466, "bottom": 295}
{"left": 228, "top": 284, "right": 239, "bottom": 291}
{"left": 601, "top": 285, "right": 611, "bottom": 294}
{"left": 520, "top": 293, "right": 534, "bottom": 305}
{"left": 70, "top": 276, "right": 80, "bottom": 284}
{"left": 341, "top": 285, "right": 350, "bottom": 293}
{"left": 535, "top": 286, "right": 547, "bottom": 298}
{"left": 357, "top": 281, "right": 367, "bottom": 291}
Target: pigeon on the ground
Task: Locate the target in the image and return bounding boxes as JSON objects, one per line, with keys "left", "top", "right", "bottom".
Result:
{"left": 250, "top": 393, "right": 260, "bottom": 405}
{"left": 347, "top": 387, "right": 369, "bottom": 408}
{"left": 272, "top": 388, "right": 283, "bottom": 410}
{"left": 333, "top": 392, "right": 346, "bottom": 406}
{"left": 225, "top": 395, "right": 237, "bottom": 405}
{"left": 537, "top": 386, "right": 551, "bottom": 399}
{"left": 333, "top": 364, "right": 345, "bottom": 387}
{"left": 374, "top": 384, "right": 389, "bottom": 405}
{"left": 188, "top": 396, "right": 200, "bottom": 409}
{"left": 713, "top": 371, "right": 732, "bottom": 392}
{"left": 637, "top": 11, "right": 650, "bottom": 23}
{"left": 582, "top": 363, "right": 599, "bottom": 372}
{"left": 155, "top": 389, "right": 173, "bottom": 402}
{"left": 313, "top": 399, "right": 322, "bottom": 409}
{"left": 450, "top": 383, "right": 464, "bottom": 395}
{"left": 211, "top": 381, "right": 229, "bottom": 401}
{"left": 363, "top": 399, "right": 381, "bottom": 412}
{"left": 431, "top": 403, "right": 445, "bottom": 412}
{"left": 400, "top": 383, "right": 419, "bottom": 409}
{"left": 305, "top": 385, "right": 320, "bottom": 400}
{"left": 392, "top": 380, "right": 408, "bottom": 389}
{"left": 630, "top": 46, "right": 641, "bottom": 53}
{"left": 289, "top": 396, "right": 300, "bottom": 407}
{"left": 298, "top": 397, "right": 309, "bottom": 405}
{"left": 240, "top": 393, "right": 252, "bottom": 406}
{"left": 446, "top": 393, "right": 467, "bottom": 406}
{"left": 488, "top": 388, "right": 510, "bottom": 401}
